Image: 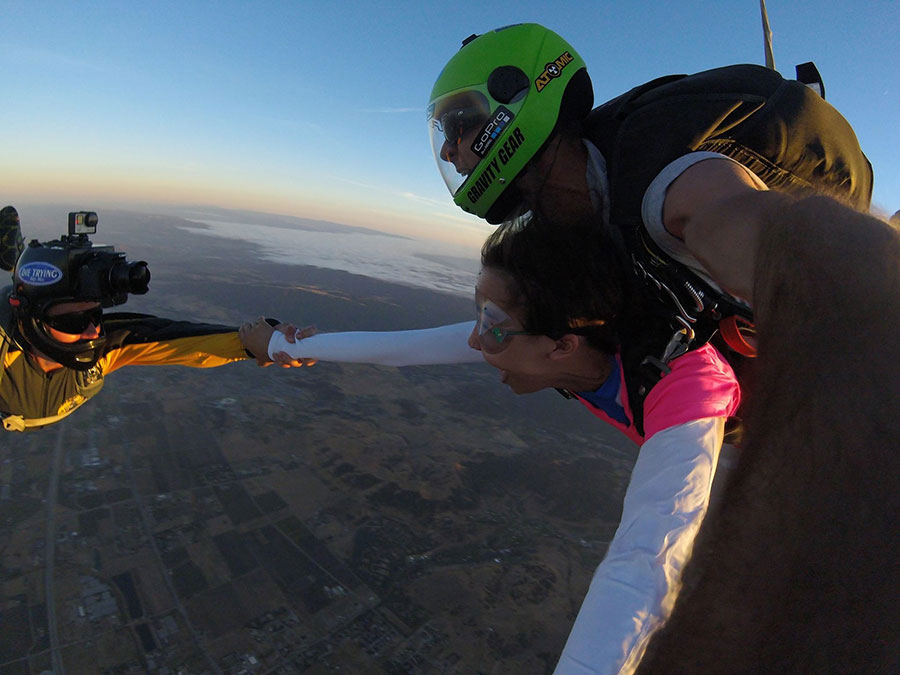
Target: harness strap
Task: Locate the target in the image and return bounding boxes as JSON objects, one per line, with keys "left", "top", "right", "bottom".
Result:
{"left": 0, "top": 286, "right": 72, "bottom": 431}
{"left": 1, "top": 410, "right": 72, "bottom": 432}
{"left": 0, "top": 333, "right": 8, "bottom": 395}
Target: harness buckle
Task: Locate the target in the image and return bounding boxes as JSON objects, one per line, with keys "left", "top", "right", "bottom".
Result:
{"left": 662, "top": 321, "right": 696, "bottom": 363}
{"left": 639, "top": 323, "right": 697, "bottom": 392}
{"left": 1, "top": 413, "right": 26, "bottom": 432}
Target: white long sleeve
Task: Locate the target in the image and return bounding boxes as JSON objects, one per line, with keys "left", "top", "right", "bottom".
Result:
{"left": 267, "top": 321, "right": 483, "bottom": 366}
{"left": 554, "top": 417, "right": 725, "bottom": 675}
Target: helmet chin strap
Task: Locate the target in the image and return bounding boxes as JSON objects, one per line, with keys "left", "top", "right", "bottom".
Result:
{"left": 523, "top": 134, "right": 593, "bottom": 225}
{"left": 528, "top": 134, "right": 565, "bottom": 220}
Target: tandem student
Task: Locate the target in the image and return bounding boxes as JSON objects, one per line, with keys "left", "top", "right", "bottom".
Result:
{"left": 239, "top": 215, "right": 740, "bottom": 674}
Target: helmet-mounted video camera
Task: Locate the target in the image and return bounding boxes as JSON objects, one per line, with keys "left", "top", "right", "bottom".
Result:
{"left": 8, "top": 211, "right": 151, "bottom": 370}
{"left": 14, "top": 211, "right": 150, "bottom": 310}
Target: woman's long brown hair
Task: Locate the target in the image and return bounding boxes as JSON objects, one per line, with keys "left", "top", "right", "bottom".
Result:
{"left": 638, "top": 197, "right": 900, "bottom": 673}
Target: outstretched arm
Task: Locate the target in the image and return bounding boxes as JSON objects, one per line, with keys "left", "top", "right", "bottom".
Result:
{"left": 240, "top": 319, "right": 482, "bottom": 367}
{"left": 554, "top": 417, "right": 727, "bottom": 674}
{"left": 100, "top": 315, "right": 250, "bottom": 373}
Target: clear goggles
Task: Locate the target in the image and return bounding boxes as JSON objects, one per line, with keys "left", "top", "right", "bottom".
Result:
{"left": 475, "top": 294, "right": 609, "bottom": 354}
{"left": 475, "top": 293, "right": 531, "bottom": 354}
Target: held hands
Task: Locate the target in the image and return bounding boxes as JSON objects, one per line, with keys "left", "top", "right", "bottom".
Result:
{"left": 272, "top": 322, "right": 317, "bottom": 367}
{"left": 238, "top": 317, "right": 317, "bottom": 368}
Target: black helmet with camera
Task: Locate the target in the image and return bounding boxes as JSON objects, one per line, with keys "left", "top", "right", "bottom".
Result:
{"left": 9, "top": 211, "right": 151, "bottom": 370}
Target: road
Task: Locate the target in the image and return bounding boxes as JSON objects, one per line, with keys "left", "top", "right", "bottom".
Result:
{"left": 44, "top": 424, "right": 66, "bottom": 674}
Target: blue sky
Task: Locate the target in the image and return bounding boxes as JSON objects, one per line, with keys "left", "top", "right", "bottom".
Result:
{"left": 2, "top": 1, "right": 897, "bottom": 249}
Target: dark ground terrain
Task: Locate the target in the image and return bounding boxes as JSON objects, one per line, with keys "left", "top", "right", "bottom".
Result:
{"left": 0, "top": 208, "right": 637, "bottom": 674}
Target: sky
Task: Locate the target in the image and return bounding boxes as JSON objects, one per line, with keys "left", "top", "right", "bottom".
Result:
{"left": 2, "top": 1, "right": 898, "bottom": 251}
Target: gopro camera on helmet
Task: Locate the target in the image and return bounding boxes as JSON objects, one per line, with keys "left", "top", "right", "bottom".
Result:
{"left": 68, "top": 211, "right": 98, "bottom": 236}
{"left": 8, "top": 211, "right": 151, "bottom": 370}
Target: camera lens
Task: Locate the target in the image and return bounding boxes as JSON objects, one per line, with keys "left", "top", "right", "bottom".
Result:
{"left": 109, "top": 260, "right": 150, "bottom": 295}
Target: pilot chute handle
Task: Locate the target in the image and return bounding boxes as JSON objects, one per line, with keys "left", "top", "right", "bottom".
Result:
{"left": 720, "top": 315, "right": 758, "bottom": 358}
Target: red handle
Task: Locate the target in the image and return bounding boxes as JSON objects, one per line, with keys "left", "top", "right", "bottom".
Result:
{"left": 720, "top": 315, "right": 757, "bottom": 357}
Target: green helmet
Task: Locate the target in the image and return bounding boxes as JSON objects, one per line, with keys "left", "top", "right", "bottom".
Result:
{"left": 428, "top": 24, "right": 593, "bottom": 224}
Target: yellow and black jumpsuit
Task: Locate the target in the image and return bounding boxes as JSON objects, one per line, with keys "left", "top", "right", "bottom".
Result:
{"left": 0, "top": 313, "right": 249, "bottom": 431}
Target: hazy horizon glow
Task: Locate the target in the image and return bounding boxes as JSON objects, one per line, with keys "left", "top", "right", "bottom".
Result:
{"left": 7, "top": 164, "right": 493, "bottom": 249}
{"left": 3, "top": 1, "right": 898, "bottom": 244}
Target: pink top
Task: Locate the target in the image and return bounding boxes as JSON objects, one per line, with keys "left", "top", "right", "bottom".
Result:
{"left": 576, "top": 343, "right": 741, "bottom": 444}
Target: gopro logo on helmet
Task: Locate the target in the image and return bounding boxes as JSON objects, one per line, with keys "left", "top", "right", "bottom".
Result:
{"left": 535, "top": 51, "right": 574, "bottom": 92}
{"left": 17, "top": 262, "right": 63, "bottom": 286}
{"left": 472, "top": 106, "right": 514, "bottom": 159}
